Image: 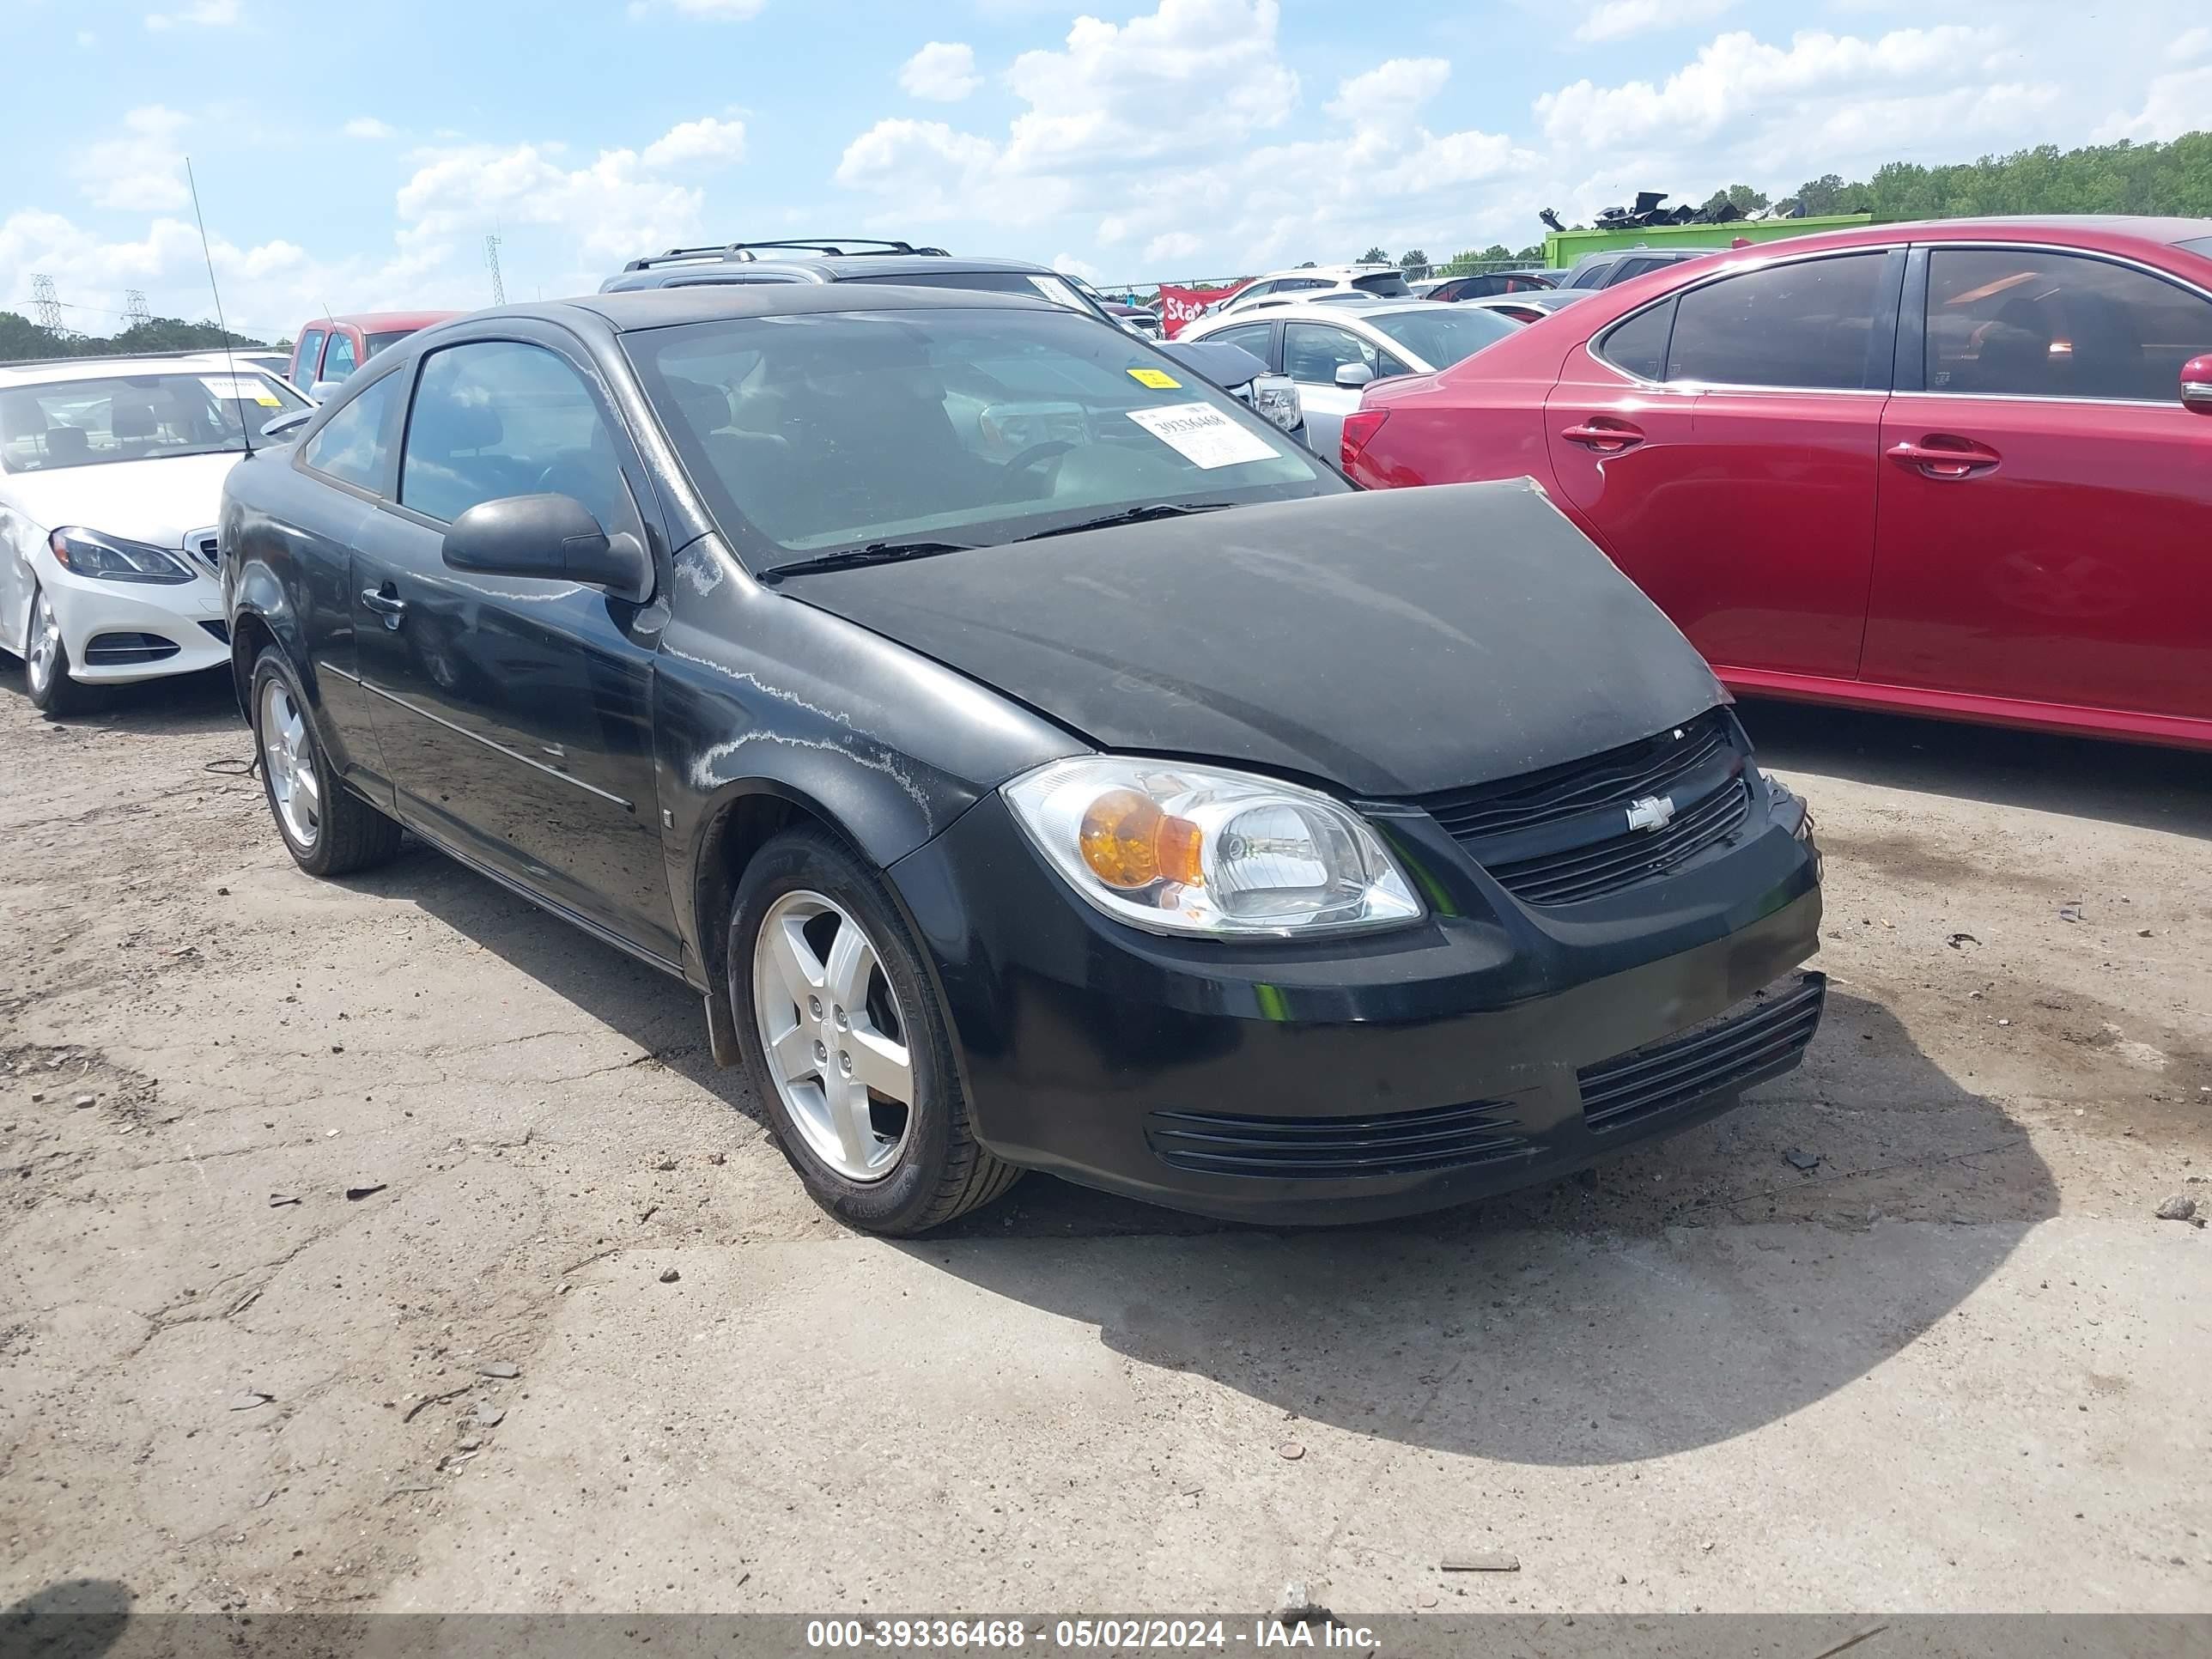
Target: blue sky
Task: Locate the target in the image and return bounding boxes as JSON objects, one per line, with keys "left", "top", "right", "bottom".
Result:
{"left": 3, "top": 0, "right": 2207, "bottom": 340}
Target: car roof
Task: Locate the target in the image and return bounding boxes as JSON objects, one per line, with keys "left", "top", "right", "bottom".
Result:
{"left": 602, "top": 251, "right": 1067, "bottom": 291}
{"left": 300, "top": 311, "right": 461, "bottom": 330}
{"left": 0, "top": 354, "right": 277, "bottom": 385}
{"left": 1250, "top": 264, "right": 1401, "bottom": 283}
{"left": 1202, "top": 300, "right": 1432, "bottom": 327}
{"left": 549, "top": 283, "right": 1063, "bottom": 333}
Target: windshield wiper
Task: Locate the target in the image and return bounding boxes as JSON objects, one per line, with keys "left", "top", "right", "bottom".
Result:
{"left": 761, "top": 538, "right": 979, "bottom": 583}
{"left": 1012, "top": 501, "right": 1239, "bottom": 543}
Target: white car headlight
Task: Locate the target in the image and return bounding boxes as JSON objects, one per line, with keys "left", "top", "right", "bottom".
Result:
{"left": 1249, "top": 374, "right": 1302, "bottom": 433}
{"left": 1003, "top": 757, "right": 1422, "bottom": 938}
{"left": 49, "top": 526, "right": 197, "bottom": 586}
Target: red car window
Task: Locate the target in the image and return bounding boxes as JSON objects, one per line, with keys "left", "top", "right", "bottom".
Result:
{"left": 1926, "top": 247, "right": 2212, "bottom": 403}
{"left": 1665, "top": 253, "right": 1887, "bottom": 389}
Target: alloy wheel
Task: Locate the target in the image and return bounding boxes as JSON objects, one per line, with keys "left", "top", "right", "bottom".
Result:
{"left": 26, "top": 589, "right": 59, "bottom": 695}
{"left": 751, "top": 889, "right": 915, "bottom": 1182}
{"left": 258, "top": 677, "right": 322, "bottom": 851}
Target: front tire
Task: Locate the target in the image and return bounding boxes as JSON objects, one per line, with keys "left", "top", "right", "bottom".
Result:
{"left": 251, "top": 647, "right": 403, "bottom": 878}
{"left": 729, "top": 828, "right": 1020, "bottom": 1235}
{"left": 23, "top": 583, "right": 93, "bottom": 715}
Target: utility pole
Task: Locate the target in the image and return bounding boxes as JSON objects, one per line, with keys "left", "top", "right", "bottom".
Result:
{"left": 30, "top": 274, "right": 67, "bottom": 334}
{"left": 124, "top": 289, "right": 152, "bottom": 330}
{"left": 483, "top": 234, "right": 506, "bottom": 307}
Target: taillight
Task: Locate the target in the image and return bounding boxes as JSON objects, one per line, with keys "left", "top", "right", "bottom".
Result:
{"left": 1340, "top": 408, "right": 1389, "bottom": 471}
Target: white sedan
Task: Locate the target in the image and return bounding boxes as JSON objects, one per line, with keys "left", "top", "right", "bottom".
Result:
{"left": 1178, "top": 300, "right": 1522, "bottom": 458}
{"left": 0, "top": 355, "right": 310, "bottom": 714}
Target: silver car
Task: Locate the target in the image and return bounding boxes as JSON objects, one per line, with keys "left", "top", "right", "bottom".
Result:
{"left": 1214, "top": 264, "right": 1415, "bottom": 314}
{"left": 1179, "top": 300, "right": 1521, "bottom": 457}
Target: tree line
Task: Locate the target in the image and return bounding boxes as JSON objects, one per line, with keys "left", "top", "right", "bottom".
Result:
{"left": 1400, "top": 131, "right": 2212, "bottom": 275}
{"left": 0, "top": 311, "right": 275, "bottom": 364}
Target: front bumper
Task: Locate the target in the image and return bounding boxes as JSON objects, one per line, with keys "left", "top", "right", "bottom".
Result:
{"left": 37, "top": 549, "right": 228, "bottom": 685}
{"left": 889, "top": 779, "right": 1823, "bottom": 1225}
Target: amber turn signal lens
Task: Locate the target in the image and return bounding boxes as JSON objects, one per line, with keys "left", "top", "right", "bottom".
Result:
{"left": 1079, "top": 789, "right": 1206, "bottom": 890}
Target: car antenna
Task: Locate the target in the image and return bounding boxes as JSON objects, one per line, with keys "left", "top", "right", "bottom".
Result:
{"left": 185, "top": 155, "right": 251, "bottom": 458}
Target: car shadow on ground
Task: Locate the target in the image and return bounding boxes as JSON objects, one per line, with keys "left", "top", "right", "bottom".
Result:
{"left": 0, "top": 662, "right": 240, "bottom": 735}
{"left": 0, "top": 1579, "right": 133, "bottom": 1659}
{"left": 379, "top": 820, "right": 2057, "bottom": 1466}
{"left": 1736, "top": 696, "right": 2211, "bottom": 840}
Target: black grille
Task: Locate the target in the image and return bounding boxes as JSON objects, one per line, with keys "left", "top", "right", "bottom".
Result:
{"left": 1579, "top": 972, "right": 1826, "bottom": 1133}
{"left": 1146, "top": 1100, "right": 1531, "bottom": 1180}
{"left": 1416, "top": 708, "right": 1754, "bottom": 907}
{"left": 82, "top": 632, "right": 181, "bottom": 665}
{"left": 199, "top": 619, "right": 231, "bottom": 645}
{"left": 1486, "top": 778, "right": 1752, "bottom": 906}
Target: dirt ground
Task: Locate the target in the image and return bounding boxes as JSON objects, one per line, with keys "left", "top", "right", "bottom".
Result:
{"left": 2, "top": 665, "right": 2206, "bottom": 1619}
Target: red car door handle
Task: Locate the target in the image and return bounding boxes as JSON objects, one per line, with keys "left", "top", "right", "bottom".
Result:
{"left": 1888, "top": 438, "right": 2000, "bottom": 479}
{"left": 1560, "top": 421, "right": 1644, "bottom": 453}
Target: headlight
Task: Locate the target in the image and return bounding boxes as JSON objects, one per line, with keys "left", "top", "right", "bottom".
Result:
{"left": 1003, "top": 757, "right": 1422, "bottom": 938}
{"left": 48, "top": 526, "right": 196, "bottom": 585}
{"left": 1249, "top": 375, "right": 1302, "bottom": 433}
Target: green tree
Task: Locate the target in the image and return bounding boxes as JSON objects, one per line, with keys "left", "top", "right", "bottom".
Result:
{"left": 1795, "top": 173, "right": 1848, "bottom": 215}
{"left": 1399, "top": 248, "right": 1429, "bottom": 273}
{"left": 1358, "top": 246, "right": 1389, "bottom": 264}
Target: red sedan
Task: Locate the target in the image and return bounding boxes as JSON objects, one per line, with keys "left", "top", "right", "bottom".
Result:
{"left": 1342, "top": 217, "right": 2212, "bottom": 750}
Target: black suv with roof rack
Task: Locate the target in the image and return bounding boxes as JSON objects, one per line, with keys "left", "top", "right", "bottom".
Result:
{"left": 601, "top": 240, "right": 1304, "bottom": 442}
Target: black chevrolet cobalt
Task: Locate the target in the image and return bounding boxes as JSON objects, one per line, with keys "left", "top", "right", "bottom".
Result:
{"left": 220, "top": 284, "right": 1824, "bottom": 1235}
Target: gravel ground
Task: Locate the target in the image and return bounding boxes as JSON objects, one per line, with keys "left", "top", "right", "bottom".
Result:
{"left": 1, "top": 666, "right": 2205, "bottom": 1617}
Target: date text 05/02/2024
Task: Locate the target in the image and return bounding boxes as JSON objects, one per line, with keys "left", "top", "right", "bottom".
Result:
{"left": 804, "top": 1618, "right": 1382, "bottom": 1650}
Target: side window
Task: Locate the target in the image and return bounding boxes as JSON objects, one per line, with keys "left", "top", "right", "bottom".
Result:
{"left": 401, "top": 340, "right": 635, "bottom": 532}
{"left": 1235, "top": 281, "right": 1275, "bottom": 303}
{"left": 294, "top": 329, "right": 325, "bottom": 386}
{"left": 1209, "top": 323, "right": 1275, "bottom": 367}
{"left": 1595, "top": 301, "right": 1674, "bottom": 380}
{"left": 1284, "top": 323, "right": 1403, "bottom": 383}
{"left": 1926, "top": 247, "right": 2212, "bottom": 403}
{"left": 320, "top": 331, "right": 358, "bottom": 383}
{"left": 301, "top": 371, "right": 402, "bottom": 492}
{"left": 1666, "top": 253, "right": 1887, "bottom": 389}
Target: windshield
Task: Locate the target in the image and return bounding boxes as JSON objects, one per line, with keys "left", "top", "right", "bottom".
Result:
{"left": 0, "top": 370, "right": 309, "bottom": 473}
{"left": 1352, "top": 271, "right": 1413, "bottom": 298}
{"left": 1364, "top": 306, "right": 1521, "bottom": 369}
{"left": 2180, "top": 235, "right": 2212, "bottom": 259}
{"left": 842, "top": 269, "right": 1119, "bottom": 327}
{"left": 627, "top": 307, "right": 1342, "bottom": 568}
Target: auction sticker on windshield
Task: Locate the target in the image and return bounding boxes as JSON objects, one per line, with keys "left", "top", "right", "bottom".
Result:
{"left": 201, "top": 375, "right": 282, "bottom": 406}
{"left": 1126, "top": 402, "right": 1279, "bottom": 469}
{"left": 1126, "top": 367, "right": 1181, "bottom": 389}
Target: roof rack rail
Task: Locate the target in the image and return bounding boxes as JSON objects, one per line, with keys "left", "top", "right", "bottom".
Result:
{"left": 620, "top": 239, "right": 951, "bottom": 271}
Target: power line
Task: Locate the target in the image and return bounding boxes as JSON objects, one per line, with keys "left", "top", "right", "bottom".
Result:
{"left": 30, "top": 274, "right": 67, "bottom": 334}
{"left": 483, "top": 233, "right": 506, "bottom": 306}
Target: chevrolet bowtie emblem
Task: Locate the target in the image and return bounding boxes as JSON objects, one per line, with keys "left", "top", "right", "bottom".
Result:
{"left": 1626, "top": 794, "right": 1676, "bottom": 833}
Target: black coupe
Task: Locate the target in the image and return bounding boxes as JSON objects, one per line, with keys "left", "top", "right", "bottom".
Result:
{"left": 221, "top": 284, "right": 1824, "bottom": 1235}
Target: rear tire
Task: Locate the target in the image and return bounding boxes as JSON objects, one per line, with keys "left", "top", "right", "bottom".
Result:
{"left": 729, "top": 828, "right": 1020, "bottom": 1235}
{"left": 23, "top": 583, "right": 93, "bottom": 716}
{"left": 251, "top": 646, "right": 403, "bottom": 878}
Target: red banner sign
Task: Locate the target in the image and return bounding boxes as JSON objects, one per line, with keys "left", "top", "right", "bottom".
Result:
{"left": 1156, "top": 281, "right": 1250, "bottom": 337}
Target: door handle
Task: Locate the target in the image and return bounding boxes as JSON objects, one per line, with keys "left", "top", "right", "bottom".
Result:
{"left": 1560, "top": 420, "right": 1644, "bottom": 453}
{"left": 360, "top": 586, "right": 408, "bottom": 623}
{"left": 1888, "top": 438, "right": 2000, "bottom": 480}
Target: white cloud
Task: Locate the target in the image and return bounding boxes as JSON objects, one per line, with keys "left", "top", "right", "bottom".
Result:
{"left": 1538, "top": 27, "right": 1998, "bottom": 147}
{"left": 74, "top": 106, "right": 191, "bottom": 213}
{"left": 2169, "top": 26, "right": 2210, "bottom": 63}
{"left": 900, "top": 41, "right": 981, "bottom": 102}
{"left": 1146, "top": 231, "right": 1202, "bottom": 262}
{"left": 396, "top": 141, "right": 709, "bottom": 264}
{"left": 145, "top": 0, "right": 240, "bottom": 28}
{"left": 1324, "top": 58, "right": 1449, "bottom": 129}
{"left": 1575, "top": 0, "right": 1738, "bottom": 45}
{"left": 641, "top": 115, "right": 747, "bottom": 167}
{"left": 2094, "top": 63, "right": 2212, "bottom": 143}
{"left": 343, "top": 117, "right": 395, "bottom": 141}
{"left": 1050, "top": 252, "right": 1104, "bottom": 283}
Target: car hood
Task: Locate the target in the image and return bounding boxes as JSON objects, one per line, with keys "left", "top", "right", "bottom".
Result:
{"left": 3, "top": 452, "right": 243, "bottom": 544}
{"left": 775, "top": 480, "right": 1724, "bottom": 798}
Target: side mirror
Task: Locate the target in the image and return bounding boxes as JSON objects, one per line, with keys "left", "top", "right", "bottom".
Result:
{"left": 442, "top": 494, "right": 652, "bottom": 603}
{"left": 2183, "top": 354, "right": 2212, "bottom": 416}
{"left": 309, "top": 381, "right": 343, "bottom": 402}
{"left": 260, "top": 409, "right": 313, "bottom": 441}
{"left": 1334, "top": 362, "right": 1376, "bottom": 389}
